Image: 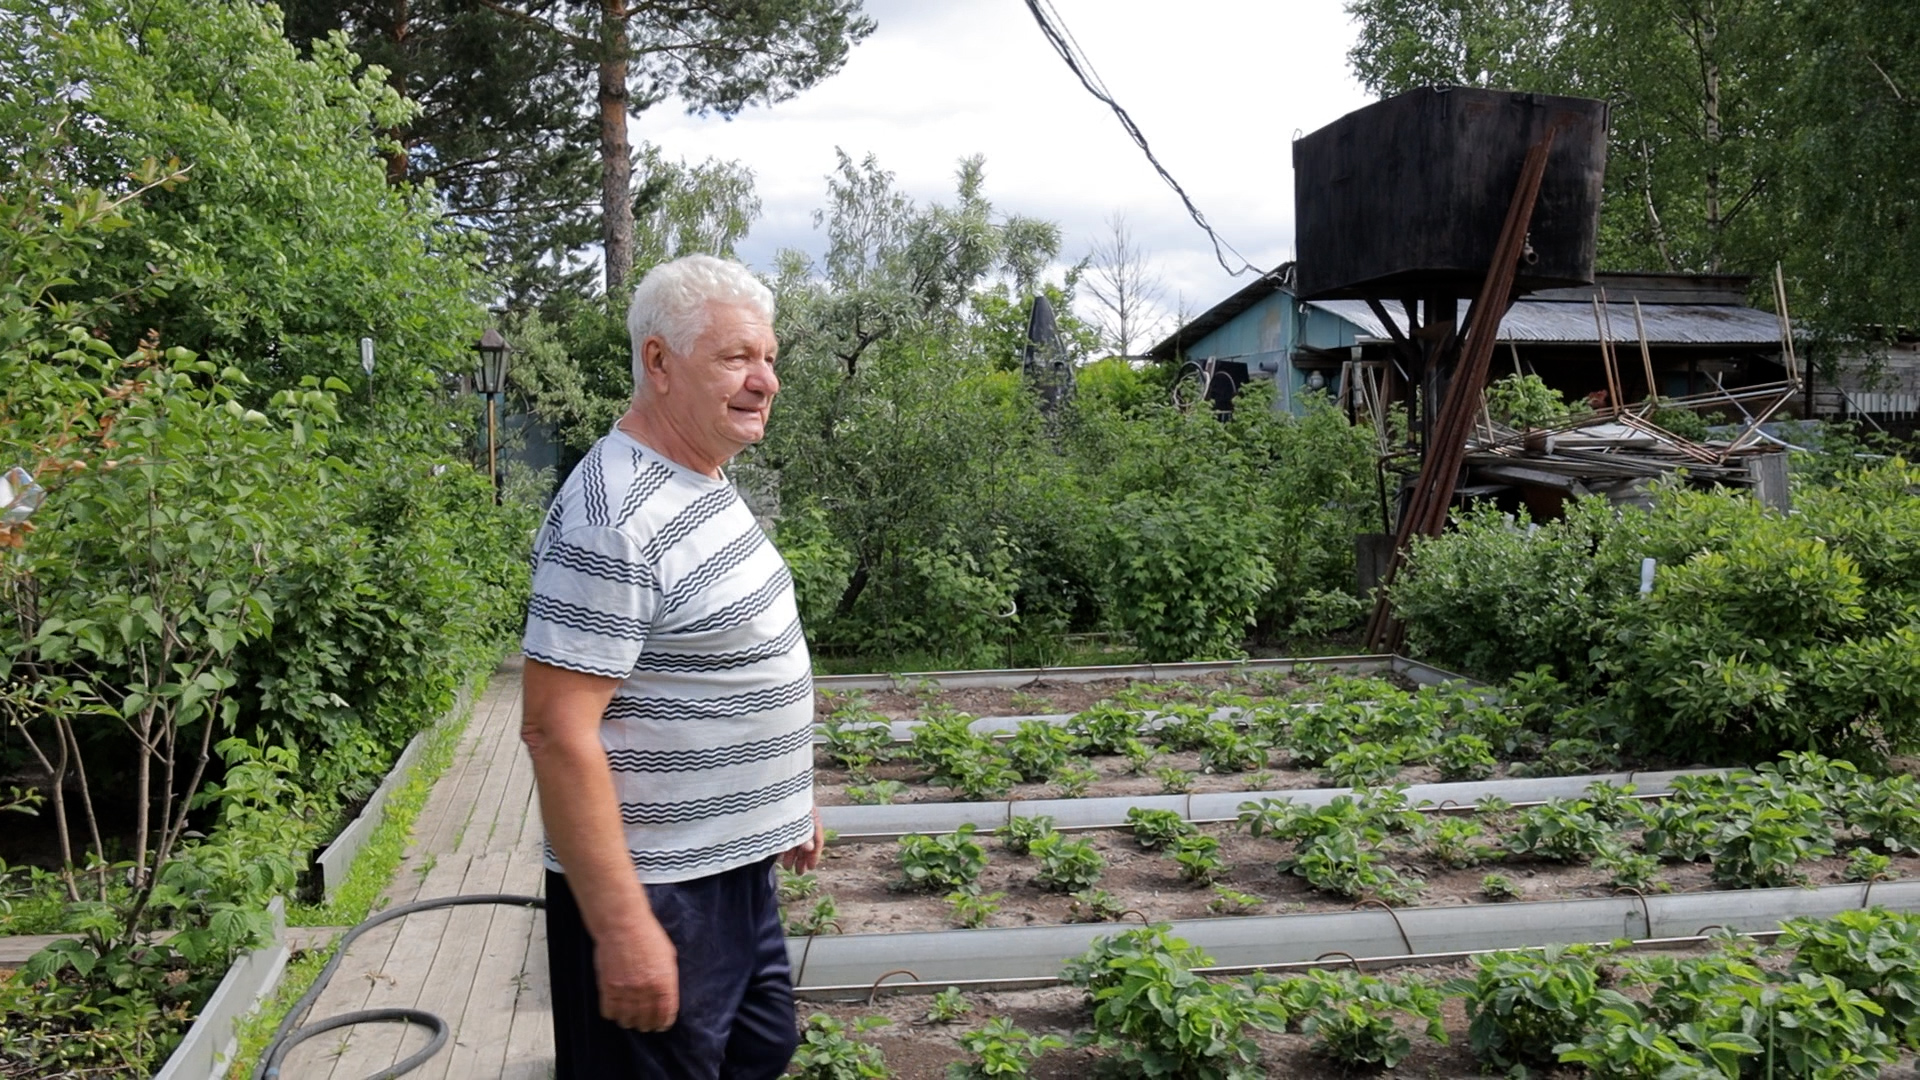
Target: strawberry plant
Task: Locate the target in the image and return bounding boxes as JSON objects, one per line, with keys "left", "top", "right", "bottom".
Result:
{"left": 1426, "top": 817, "right": 1495, "bottom": 869}
{"left": 1596, "top": 843, "right": 1665, "bottom": 892}
{"left": 948, "top": 1017, "right": 1063, "bottom": 1080}
{"left": 786, "top": 894, "right": 840, "bottom": 936}
{"left": 1197, "top": 726, "right": 1265, "bottom": 774}
{"left": 1052, "top": 759, "right": 1099, "bottom": 798}
{"left": 791, "top": 1014, "right": 891, "bottom": 1079}
{"left": 1126, "top": 807, "right": 1195, "bottom": 850}
{"left": 1153, "top": 704, "right": 1218, "bottom": 752}
{"left": 1030, "top": 832, "right": 1104, "bottom": 893}
{"left": 1170, "top": 834, "right": 1226, "bottom": 884}
{"left": 1783, "top": 908, "right": 1920, "bottom": 1047}
{"left": 1155, "top": 765, "right": 1195, "bottom": 793}
{"left": 778, "top": 868, "right": 819, "bottom": 904}
{"left": 997, "top": 814, "right": 1055, "bottom": 854}
{"left": 1285, "top": 970, "right": 1448, "bottom": 1071}
{"left": 1207, "top": 885, "right": 1264, "bottom": 914}
{"left": 1461, "top": 944, "right": 1612, "bottom": 1071}
{"left": 924, "top": 986, "right": 972, "bottom": 1024}
{"left": 946, "top": 889, "right": 1005, "bottom": 929}
{"left": 845, "top": 780, "right": 907, "bottom": 805}
{"left": 895, "top": 825, "right": 988, "bottom": 893}
{"left": 1846, "top": 773, "right": 1920, "bottom": 854}
{"left": 1707, "top": 785, "right": 1834, "bottom": 888}
{"left": 1069, "top": 704, "right": 1144, "bottom": 756}
{"left": 1005, "top": 720, "right": 1075, "bottom": 783}
{"left": 1430, "top": 732, "right": 1497, "bottom": 781}
{"left": 1505, "top": 798, "right": 1613, "bottom": 863}
{"left": 1480, "top": 873, "right": 1522, "bottom": 900}
{"left": 1845, "top": 849, "right": 1897, "bottom": 883}
{"left": 1066, "top": 888, "right": 1126, "bottom": 923}
{"left": 1281, "top": 831, "right": 1421, "bottom": 903}
{"left": 822, "top": 705, "right": 894, "bottom": 777}
{"left": 1069, "top": 925, "right": 1288, "bottom": 1079}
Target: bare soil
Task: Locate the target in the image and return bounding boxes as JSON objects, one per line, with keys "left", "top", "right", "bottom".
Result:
{"left": 806, "top": 820, "right": 1920, "bottom": 936}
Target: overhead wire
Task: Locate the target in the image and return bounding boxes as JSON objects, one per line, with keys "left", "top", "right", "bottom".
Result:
{"left": 1021, "top": 0, "right": 1263, "bottom": 277}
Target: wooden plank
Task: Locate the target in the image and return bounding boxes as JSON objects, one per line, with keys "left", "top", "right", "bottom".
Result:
{"left": 499, "top": 894, "right": 554, "bottom": 1080}
{"left": 390, "top": 848, "right": 516, "bottom": 1080}
{"left": 436, "top": 838, "right": 547, "bottom": 1078}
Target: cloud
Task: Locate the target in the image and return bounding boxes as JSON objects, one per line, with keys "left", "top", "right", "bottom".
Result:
{"left": 634, "top": 0, "right": 1376, "bottom": 337}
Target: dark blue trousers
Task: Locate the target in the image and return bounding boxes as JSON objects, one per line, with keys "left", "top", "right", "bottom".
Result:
{"left": 546, "top": 859, "right": 799, "bottom": 1079}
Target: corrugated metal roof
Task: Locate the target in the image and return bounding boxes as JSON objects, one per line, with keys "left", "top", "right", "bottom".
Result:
{"left": 1307, "top": 298, "right": 1784, "bottom": 346}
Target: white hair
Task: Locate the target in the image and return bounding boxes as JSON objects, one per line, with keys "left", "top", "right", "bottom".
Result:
{"left": 626, "top": 254, "right": 775, "bottom": 390}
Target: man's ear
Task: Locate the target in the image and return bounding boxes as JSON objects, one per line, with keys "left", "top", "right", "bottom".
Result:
{"left": 641, "top": 336, "right": 670, "bottom": 393}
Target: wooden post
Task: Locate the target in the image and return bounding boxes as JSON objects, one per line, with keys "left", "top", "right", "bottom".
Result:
{"left": 486, "top": 393, "right": 500, "bottom": 505}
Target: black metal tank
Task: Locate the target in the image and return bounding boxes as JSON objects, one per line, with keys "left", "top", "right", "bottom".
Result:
{"left": 1292, "top": 86, "right": 1610, "bottom": 301}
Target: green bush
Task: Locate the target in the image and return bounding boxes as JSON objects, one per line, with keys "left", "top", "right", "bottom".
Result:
{"left": 1103, "top": 491, "right": 1275, "bottom": 662}
{"left": 1462, "top": 945, "right": 1612, "bottom": 1071}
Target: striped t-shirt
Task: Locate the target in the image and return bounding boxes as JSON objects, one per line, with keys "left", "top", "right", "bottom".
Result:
{"left": 522, "top": 427, "right": 814, "bottom": 884}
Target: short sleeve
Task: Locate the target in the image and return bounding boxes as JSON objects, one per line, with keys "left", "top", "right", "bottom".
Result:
{"left": 522, "top": 525, "right": 658, "bottom": 678}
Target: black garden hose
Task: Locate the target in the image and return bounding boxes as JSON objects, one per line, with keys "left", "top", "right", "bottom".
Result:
{"left": 256, "top": 893, "right": 546, "bottom": 1080}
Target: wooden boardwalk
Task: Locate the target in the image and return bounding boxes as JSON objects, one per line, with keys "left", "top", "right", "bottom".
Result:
{"left": 282, "top": 656, "right": 553, "bottom": 1080}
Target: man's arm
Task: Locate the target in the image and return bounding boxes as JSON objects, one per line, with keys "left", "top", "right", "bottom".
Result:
{"left": 520, "top": 657, "right": 679, "bottom": 1032}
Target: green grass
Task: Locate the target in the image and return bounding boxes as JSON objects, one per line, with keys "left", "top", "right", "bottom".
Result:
{"left": 811, "top": 640, "right": 1142, "bottom": 676}
{"left": 225, "top": 668, "right": 486, "bottom": 1078}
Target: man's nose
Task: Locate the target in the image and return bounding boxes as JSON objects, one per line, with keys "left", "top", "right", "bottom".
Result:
{"left": 746, "top": 358, "right": 778, "bottom": 397}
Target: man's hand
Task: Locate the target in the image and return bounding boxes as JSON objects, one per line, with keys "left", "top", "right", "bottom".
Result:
{"left": 595, "top": 914, "right": 680, "bottom": 1031}
{"left": 779, "top": 807, "right": 825, "bottom": 874}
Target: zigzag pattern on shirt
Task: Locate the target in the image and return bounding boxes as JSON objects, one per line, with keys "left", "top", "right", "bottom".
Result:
{"left": 545, "top": 537, "right": 657, "bottom": 589}
{"left": 661, "top": 527, "right": 766, "bottom": 614}
{"left": 624, "top": 816, "right": 814, "bottom": 875}
{"left": 632, "top": 617, "right": 803, "bottom": 674}
{"left": 523, "top": 645, "right": 631, "bottom": 680}
{"left": 604, "top": 724, "right": 812, "bottom": 773}
{"left": 527, "top": 593, "right": 649, "bottom": 641}
{"left": 612, "top": 460, "right": 673, "bottom": 529}
{"left": 617, "top": 770, "right": 813, "bottom": 826}
{"left": 665, "top": 564, "right": 791, "bottom": 636}
{"left": 642, "top": 487, "right": 736, "bottom": 563}
{"left": 604, "top": 673, "right": 811, "bottom": 723}
{"left": 580, "top": 444, "right": 610, "bottom": 526}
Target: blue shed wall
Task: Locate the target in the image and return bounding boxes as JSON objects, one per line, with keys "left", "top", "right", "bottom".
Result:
{"left": 1180, "top": 288, "right": 1371, "bottom": 414}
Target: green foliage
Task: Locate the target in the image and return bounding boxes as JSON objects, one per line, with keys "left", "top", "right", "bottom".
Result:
{"left": 998, "top": 815, "right": 1056, "bottom": 855}
{"left": 1170, "top": 835, "right": 1227, "bottom": 885}
{"left": 948, "top": 1017, "right": 1064, "bottom": 1080}
{"left": 1783, "top": 909, "right": 1920, "bottom": 1048}
{"left": 1127, "top": 808, "right": 1197, "bottom": 850}
{"left": 1066, "top": 888, "right": 1127, "bottom": 923}
{"left": 1155, "top": 766, "right": 1196, "bottom": 794}
{"left": 1506, "top": 799, "right": 1615, "bottom": 863}
{"left": 924, "top": 986, "right": 973, "bottom": 1024}
{"left": 845, "top": 780, "right": 908, "bottom": 805}
{"left": 895, "top": 826, "right": 987, "bottom": 893}
{"left": 1484, "top": 373, "right": 1579, "bottom": 429}
{"left": 786, "top": 895, "right": 840, "bottom": 937}
{"left": 1069, "top": 704, "right": 1145, "bottom": 755}
{"left": 1067, "top": 925, "right": 1287, "bottom": 1080}
{"left": 1394, "top": 471, "right": 1920, "bottom": 765}
{"left": 1426, "top": 817, "right": 1495, "bottom": 869}
{"left": 911, "top": 713, "right": 1020, "bottom": 801}
{"left": 1280, "top": 830, "right": 1423, "bottom": 904}
{"left": 1462, "top": 944, "right": 1612, "bottom": 1071}
{"left": 1480, "top": 873, "right": 1522, "bottom": 901}
{"left": 1284, "top": 970, "right": 1448, "bottom": 1071}
{"left": 1052, "top": 759, "right": 1100, "bottom": 797}
{"left": 946, "top": 890, "right": 1005, "bottom": 930}
{"left": 1319, "top": 741, "right": 1407, "bottom": 787}
{"left": 1029, "top": 832, "right": 1104, "bottom": 893}
{"left": 1005, "top": 720, "right": 1075, "bottom": 783}
{"left": 1197, "top": 725, "right": 1266, "bottom": 775}
{"left": 791, "top": 1014, "right": 892, "bottom": 1080}
{"left": 1845, "top": 849, "right": 1897, "bottom": 884}
{"left": 1431, "top": 732, "right": 1498, "bottom": 781}
{"left": 1207, "top": 886, "right": 1265, "bottom": 915}
{"left": 1101, "top": 490, "right": 1277, "bottom": 662}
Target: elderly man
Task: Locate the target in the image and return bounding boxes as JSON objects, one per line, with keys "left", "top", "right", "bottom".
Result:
{"left": 519, "top": 254, "right": 819, "bottom": 1079}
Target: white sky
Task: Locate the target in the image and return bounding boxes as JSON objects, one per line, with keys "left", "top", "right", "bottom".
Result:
{"left": 635, "top": 0, "right": 1377, "bottom": 349}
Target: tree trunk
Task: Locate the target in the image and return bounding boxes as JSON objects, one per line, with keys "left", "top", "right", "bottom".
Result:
{"left": 1699, "top": 5, "right": 1723, "bottom": 271}
{"left": 599, "top": 0, "right": 634, "bottom": 296}
{"left": 386, "top": 0, "right": 412, "bottom": 182}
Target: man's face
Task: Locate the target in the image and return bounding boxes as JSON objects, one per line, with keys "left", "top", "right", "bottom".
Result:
{"left": 647, "top": 301, "right": 779, "bottom": 468}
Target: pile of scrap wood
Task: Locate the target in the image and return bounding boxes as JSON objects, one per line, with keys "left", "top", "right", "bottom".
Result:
{"left": 1463, "top": 379, "right": 1799, "bottom": 508}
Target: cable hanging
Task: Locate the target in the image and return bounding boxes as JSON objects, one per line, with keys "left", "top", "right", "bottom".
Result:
{"left": 1022, "top": 0, "right": 1262, "bottom": 277}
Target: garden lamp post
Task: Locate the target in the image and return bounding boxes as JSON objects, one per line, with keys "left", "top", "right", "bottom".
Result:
{"left": 473, "top": 329, "right": 510, "bottom": 504}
